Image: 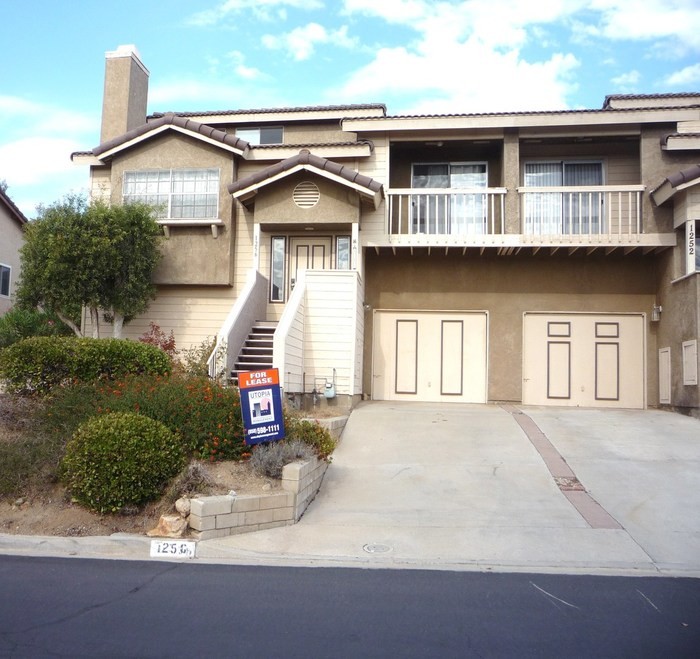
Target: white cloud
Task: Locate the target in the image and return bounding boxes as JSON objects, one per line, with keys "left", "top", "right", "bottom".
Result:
{"left": 611, "top": 69, "right": 640, "bottom": 86}
{"left": 226, "top": 51, "right": 266, "bottom": 80}
{"left": 665, "top": 63, "right": 700, "bottom": 87}
{"left": 188, "top": 0, "right": 323, "bottom": 26}
{"left": 262, "top": 22, "right": 359, "bottom": 61}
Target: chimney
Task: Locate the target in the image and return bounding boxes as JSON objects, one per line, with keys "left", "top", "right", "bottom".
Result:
{"left": 100, "top": 45, "right": 149, "bottom": 143}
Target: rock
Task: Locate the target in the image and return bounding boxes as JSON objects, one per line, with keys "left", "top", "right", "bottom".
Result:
{"left": 175, "top": 498, "right": 191, "bottom": 517}
{"left": 14, "top": 498, "right": 25, "bottom": 506}
{"left": 262, "top": 483, "right": 272, "bottom": 491}
{"left": 147, "top": 514, "right": 188, "bottom": 538}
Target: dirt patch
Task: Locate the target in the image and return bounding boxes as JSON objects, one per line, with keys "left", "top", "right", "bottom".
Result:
{"left": 0, "top": 394, "right": 278, "bottom": 538}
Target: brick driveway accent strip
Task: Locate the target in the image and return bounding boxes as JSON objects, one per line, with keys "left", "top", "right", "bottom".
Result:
{"left": 502, "top": 405, "right": 622, "bottom": 530}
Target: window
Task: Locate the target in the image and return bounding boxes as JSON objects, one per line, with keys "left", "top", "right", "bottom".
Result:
{"left": 0, "top": 264, "right": 10, "bottom": 297}
{"left": 524, "top": 161, "right": 603, "bottom": 234}
{"left": 336, "top": 236, "right": 351, "bottom": 270}
{"left": 411, "top": 162, "right": 487, "bottom": 234}
{"left": 686, "top": 220, "right": 699, "bottom": 274}
{"left": 236, "top": 126, "right": 283, "bottom": 145}
{"left": 123, "top": 169, "right": 219, "bottom": 219}
{"left": 270, "top": 237, "right": 286, "bottom": 302}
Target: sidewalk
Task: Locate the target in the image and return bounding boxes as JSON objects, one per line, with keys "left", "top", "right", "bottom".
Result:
{"left": 2, "top": 402, "right": 699, "bottom": 576}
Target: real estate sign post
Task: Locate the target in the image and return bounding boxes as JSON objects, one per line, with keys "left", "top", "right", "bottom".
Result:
{"left": 239, "top": 368, "right": 285, "bottom": 445}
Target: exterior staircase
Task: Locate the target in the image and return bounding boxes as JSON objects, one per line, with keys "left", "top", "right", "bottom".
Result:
{"left": 230, "top": 321, "right": 277, "bottom": 386}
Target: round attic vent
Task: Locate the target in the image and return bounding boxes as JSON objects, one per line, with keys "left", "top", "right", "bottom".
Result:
{"left": 293, "top": 181, "right": 320, "bottom": 208}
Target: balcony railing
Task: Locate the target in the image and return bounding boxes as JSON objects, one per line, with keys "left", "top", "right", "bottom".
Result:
{"left": 385, "top": 186, "right": 646, "bottom": 242}
{"left": 517, "top": 185, "right": 645, "bottom": 237}
{"left": 387, "top": 188, "right": 507, "bottom": 236}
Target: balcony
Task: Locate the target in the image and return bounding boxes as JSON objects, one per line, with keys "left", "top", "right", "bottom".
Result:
{"left": 380, "top": 185, "right": 673, "bottom": 253}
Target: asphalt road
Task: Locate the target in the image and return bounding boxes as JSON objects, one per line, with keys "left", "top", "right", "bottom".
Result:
{"left": 1, "top": 556, "right": 698, "bottom": 658}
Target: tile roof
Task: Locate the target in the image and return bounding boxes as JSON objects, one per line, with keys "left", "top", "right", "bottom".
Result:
{"left": 251, "top": 140, "right": 374, "bottom": 151}
{"left": 603, "top": 92, "right": 700, "bottom": 108}
{"left": 92, "top": 113, "right": 249, "bottom": 157}
{"left": 149, "top": 103, "right": 387, "bottom": 119}
{"left": 0, "top": 187, "right": 29, "bottom": 226}
{"left": 665, "top": 163, "right": 700, "bottom": 188}
{"left": 228, "top": 149, "right": 382, "bottom": 195}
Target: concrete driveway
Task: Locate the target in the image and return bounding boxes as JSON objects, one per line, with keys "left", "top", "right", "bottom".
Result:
{"left": 201, "top": 402, "right": 700, "bottom": 575}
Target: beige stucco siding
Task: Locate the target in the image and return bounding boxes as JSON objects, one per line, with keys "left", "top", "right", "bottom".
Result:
{"left": 363, "top": 252, "right": 657, "bottom": 404}
{"left": 0, "top": 213, "right": 24, "bottom": 315}
{"left": 108, "top": 133, "right": 236, "bottom": 286}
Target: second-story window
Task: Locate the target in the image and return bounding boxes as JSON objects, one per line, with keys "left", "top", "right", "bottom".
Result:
{"left": 0, "top": 264, "right": 10, "bottom": 297}
{"left": 123, "top": 169, "right": 219, "bottom": 219}
{"left": 236, "top": 126, "right": 283, "bottom": 145}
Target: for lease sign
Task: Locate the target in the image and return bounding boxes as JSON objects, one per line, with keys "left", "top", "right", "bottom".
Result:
{"left": 238, "top": 368, "right": 285, "bottom": 445}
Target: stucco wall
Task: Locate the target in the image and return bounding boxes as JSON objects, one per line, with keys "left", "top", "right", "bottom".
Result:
{"left": 0, "top": 212, "right": 24, "bottom": 315}
{"left": 363, "top": 251, "right": 658, "bottom": 404}
{"left": 107, "top": 133, "right": 236, "bottom": 286}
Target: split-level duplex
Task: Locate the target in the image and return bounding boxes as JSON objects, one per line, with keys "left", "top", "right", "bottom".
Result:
{"left": 73, "top": 46, "right": 700, "bottom": 415}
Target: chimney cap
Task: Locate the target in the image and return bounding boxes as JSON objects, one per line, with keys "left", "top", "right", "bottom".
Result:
{"left": 105, "top": 44, "right": 149, "bottom": 74}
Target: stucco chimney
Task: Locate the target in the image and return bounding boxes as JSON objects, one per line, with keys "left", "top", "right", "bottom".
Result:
{"left": 100, "top": 45, "right": 149, "bottom": 143}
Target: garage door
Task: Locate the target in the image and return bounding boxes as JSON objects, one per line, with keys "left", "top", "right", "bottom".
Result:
{"left": 522, "top": 313, "right": 645, "bottom": 409}
{"left": 372, "top": 311, "right": 487, "bottom": 403}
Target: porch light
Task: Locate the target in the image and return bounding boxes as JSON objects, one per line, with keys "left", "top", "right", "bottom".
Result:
{"left": 651, "top": 304, "right": 662, "bottom": 322}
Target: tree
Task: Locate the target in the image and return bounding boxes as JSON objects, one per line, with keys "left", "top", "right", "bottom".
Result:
{"left": 17, "top": 195, "right": 162, "bottom": 338}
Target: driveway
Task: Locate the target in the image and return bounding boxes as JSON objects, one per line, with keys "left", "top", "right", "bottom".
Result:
{"left": 201, "top": 402, "right": 700, "bottom": 575}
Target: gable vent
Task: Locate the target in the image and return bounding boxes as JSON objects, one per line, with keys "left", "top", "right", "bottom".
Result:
{"left": 293, "top": 181, "right": 320, "bottom": 208}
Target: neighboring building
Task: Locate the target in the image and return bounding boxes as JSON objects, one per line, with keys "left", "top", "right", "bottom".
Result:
{"left": 0, "top": 187, "right": 28, "bottom": 315}
{"left": 73, "top": 45, "right": 700, "bottom": 415}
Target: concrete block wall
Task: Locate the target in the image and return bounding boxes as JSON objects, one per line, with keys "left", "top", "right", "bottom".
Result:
{"left": 189, "top": 456, "right": 328, "bottom": 540}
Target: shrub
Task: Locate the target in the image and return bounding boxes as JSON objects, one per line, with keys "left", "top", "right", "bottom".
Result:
{"left": 250, "top": 440, "right": 315, "bottom": 479}
{"left": 178, "top": 337, "right": 217, "bottom": 378}
{"left": 42, "top": 374, "right": 247, "bottom": 462}
{"left": 138, "top": 322, "right": 178, "bottom": 361}
{"left": 0, "top": 336, "right": 172, "bottom": 394}
{"left": 61, "top": 412, "right": 185, "bottom": 513}
{"left": 284, "top": 415, "right": 337, "bottom": 460}
{"left": 0, "top": 307, "right": 73, "bottom": 349}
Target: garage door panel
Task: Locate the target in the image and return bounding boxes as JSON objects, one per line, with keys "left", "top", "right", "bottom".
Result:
{"left": 395, "top": 320, "right": 418, "bottom": 394}
{"left": 374, "top": 311, "right": 487, "bottom": 403}
{"left": 524, "top": 313, "right": 644, "bottom": 409}
{"left": 441, "top": 320, "right": 464, "bottom": 395}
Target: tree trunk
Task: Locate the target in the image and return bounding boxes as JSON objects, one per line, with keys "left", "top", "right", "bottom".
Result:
{"left": 112, "top": 312, "right": 124, "bottom": 339}
{"left": 89, "top": 307, "right": 100, "bottom": 339}
{"left": 54, "top": 311, "right": 83, "bottom": 337}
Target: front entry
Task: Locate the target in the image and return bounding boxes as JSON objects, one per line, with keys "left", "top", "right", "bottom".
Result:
{"left": 372, "top": 310, "right": 488, "bottom": 403}
{"left": 289, "top": 236, "right": 332, "bottom": 297}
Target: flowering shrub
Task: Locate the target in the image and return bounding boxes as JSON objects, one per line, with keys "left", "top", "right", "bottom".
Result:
{"left": 138, "top": 322, "right": 178, "bottom": 361}
{"left": 44, "top": 374, "right": 247, "bottom": 462}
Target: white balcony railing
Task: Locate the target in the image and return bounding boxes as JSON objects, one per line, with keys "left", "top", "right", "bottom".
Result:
{"left": 517, "top": 185, "right": 645, "bottom": 237}
{"left": 387, "top": 188, "right": 507, "bottom": 236}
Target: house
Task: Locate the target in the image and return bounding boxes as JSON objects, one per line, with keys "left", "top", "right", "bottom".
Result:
{"left": 0, "top": 187, "right": 28, "bottom": 316}
{"left": 72, "top": 45, "right": 700, "bottom": 416}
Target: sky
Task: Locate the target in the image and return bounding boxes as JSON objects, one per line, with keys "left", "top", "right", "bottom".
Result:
{"left": 1, "top": 0, "right": 699, "bottom": 219}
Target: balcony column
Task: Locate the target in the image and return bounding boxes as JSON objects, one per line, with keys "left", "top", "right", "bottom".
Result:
{"left": 502, "top": 129, "right": 520, "bottom": 234}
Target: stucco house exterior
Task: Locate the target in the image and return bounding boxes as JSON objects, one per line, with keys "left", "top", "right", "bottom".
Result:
{"left": 0, "top": 188, "right": 28, "bottom": 316}
{"left": 73, "top": 45, "right": 700, "bottom": 415}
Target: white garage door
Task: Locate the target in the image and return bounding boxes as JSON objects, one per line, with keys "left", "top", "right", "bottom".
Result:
{"left": 522, "top": 313, "right": 645, "bottom": 409}
{"left": 372, "top": 311, "right": 488, "bottom": 403}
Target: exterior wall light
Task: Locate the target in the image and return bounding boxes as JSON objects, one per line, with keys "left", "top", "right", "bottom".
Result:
{"left": 651, "top": 304, "right": 662, "bottom": 322}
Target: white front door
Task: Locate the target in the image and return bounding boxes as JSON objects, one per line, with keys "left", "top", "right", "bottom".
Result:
{"left": 289, "top": 236, "right": 332, "bottom": 297}
{"left": 373, "top": 311, "right": 488, "bottom": 403}
{"left": 522, "top": 313, "right": 645, "bottom": 409}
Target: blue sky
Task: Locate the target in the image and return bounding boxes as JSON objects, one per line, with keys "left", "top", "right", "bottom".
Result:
{"left": 1, "top": 0, "right": 699, "bottom": 218}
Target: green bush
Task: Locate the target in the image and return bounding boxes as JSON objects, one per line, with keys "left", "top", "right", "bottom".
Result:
{"left": 250, "top": 440, "right": 315, "bottom": 479}
{"left": 61, "top": 412, "right": 185, "bottom": 513}
{"left": 284, "top": 414, "right": 337, "bottom": 460}
{"left": 0, "top": 307, "right": 73, "bottom": 348}
{"left": 0, "top": 336, "right": 172, "bottom": 394}
{"left": 43, "top": 374, "right": 247, "bottom": 462}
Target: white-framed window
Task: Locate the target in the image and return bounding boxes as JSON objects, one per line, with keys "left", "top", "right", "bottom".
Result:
{"left": 0, "top": 264, "right": 10, "bottom": 297}
{"left": 336, "top": 236, "right": 351, "bottom": 270}
{"left": 686, "top": 220, "right": 699, "bottom": 275}
{"left": 682, "top": 340, "right": 698, "bottom": 386}
{"left": 123, "top": 169, "right": 219, "bottom": 219}
{"left": 524, "top": 160, "right": 604, "bottom": 234}
{"left": 270, "top": 236, "right": 286, "bottom": 302}
{"left": 411, "top": 162, "right": 487, "bottom": 234}
{"left": 236, "top": 126, "right": 283, "bottom": 145}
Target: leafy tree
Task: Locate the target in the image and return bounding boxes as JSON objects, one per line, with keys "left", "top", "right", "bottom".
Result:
{"left": 16, "top": 194, "right": 162, "bottom": 338}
